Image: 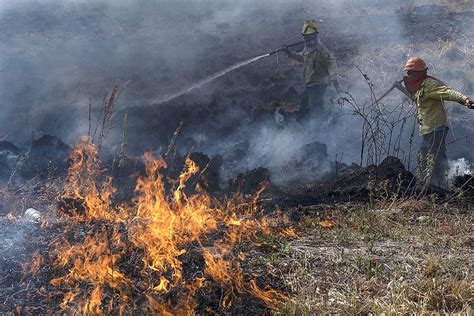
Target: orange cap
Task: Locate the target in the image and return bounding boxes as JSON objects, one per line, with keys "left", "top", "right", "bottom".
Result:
{"left": 404, "top": 57, "right": 428, "bottom": 72}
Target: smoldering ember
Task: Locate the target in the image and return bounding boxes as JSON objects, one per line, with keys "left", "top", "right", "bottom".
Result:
{"left": 0, "top": 0, "right": 473, "bottom": 314}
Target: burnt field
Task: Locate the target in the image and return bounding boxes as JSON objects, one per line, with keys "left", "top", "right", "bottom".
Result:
{"left": 0, "top": 132, "right": 472, "bottom": 314}
{"left": 1, "top": 0, "right": 474, "bottom": 314}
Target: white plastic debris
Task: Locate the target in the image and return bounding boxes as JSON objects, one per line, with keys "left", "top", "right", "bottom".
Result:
{"left": 24, "top": 208, "right": 42, "bottom": 222}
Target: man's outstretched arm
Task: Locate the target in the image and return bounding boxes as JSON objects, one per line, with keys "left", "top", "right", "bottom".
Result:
{"left": 427, "top": 85, "right": 472, "bottom": 108}
{"left": 283, "top": 46, "right": 304, "bottom": 62}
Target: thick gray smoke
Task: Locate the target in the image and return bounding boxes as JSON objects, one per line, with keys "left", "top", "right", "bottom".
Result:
{"left": 1, "top": 0, "right": 473, "bottom": 183}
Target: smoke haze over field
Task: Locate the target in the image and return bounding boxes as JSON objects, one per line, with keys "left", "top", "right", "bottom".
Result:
{"left": 1, "top": 0, "right": 473, "bottom": 181}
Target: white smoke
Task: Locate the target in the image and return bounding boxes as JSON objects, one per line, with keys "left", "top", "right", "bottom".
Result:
{"left": 448, "top": 158, "right": 471, "bottom": 179}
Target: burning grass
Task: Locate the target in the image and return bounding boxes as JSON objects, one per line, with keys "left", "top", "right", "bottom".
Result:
{"left": 16, "top": 136, "right": 288, "bottom": 314}
{"left": 2, "top": 138, "right": 473, "bottom": 314}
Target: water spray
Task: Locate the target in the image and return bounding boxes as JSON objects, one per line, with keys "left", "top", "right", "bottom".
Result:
{"left": 151, "top": 41, "right": 305, "bottom": 105}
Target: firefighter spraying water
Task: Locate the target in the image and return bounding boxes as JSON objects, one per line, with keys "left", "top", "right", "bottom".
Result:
{"left": 282, "top": 20, "right": 338, "bottom": 123}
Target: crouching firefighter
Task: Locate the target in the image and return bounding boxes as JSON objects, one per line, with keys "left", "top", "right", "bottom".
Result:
{"left": 394, "top": 57, "right": 473, "bottom": 189}
{"left": 283, "top": 20, "right": 338, "bottom": 122}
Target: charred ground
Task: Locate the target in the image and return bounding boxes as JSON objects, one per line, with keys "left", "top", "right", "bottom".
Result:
{"left": 0, "top": 132, "right": 472, "bottom": 314}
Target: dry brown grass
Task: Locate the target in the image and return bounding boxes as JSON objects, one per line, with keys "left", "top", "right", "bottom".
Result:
{"left": 262, "top": 199, "right": 473, "bottom": 315}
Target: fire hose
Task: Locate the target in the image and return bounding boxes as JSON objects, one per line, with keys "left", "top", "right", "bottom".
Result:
{"left": 369, "top": 79, "right": 404, "bottom": 107}
{"left": 268, "top": 40, "right": 306, "bottom": 55}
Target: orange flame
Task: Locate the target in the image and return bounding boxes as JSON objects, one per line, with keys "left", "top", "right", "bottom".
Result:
{"left": 248, "top": 279, "right": 286, "bottom": 310}
{"left": 49, "top": 229, "right": 129, "bottom": 313}
{"left": 40, "top": 138, "right": 287, "bottom": 313}
{"left": 59, "top": 136, "right": 121, "bottom": 223}
{"left": 319, "top": 219, "right": 336, "bottom": 228}
{"left": 5, "top": 212, "right": 15, "bottom": 221}
{"left": 130, "top": 153, "right": 218, "bottom": 286}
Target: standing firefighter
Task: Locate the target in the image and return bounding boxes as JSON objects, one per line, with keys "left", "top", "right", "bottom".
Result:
{"left": 283, "top": 20, "right": 338, "bottom": 121}
{"left": 395, "top": 57, "right": 473, "bottom": 189}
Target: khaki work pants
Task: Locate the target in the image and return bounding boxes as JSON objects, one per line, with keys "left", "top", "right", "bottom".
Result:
{"left": 418, "top": 128, "right": 448, "bottom": 189}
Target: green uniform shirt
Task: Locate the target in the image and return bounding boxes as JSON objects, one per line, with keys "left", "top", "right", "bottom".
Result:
{"left": 286, "top": 42, "right": 337, "bottom": 87}
{"left": 414, "top": 77, "right": 468, "bottom": 135}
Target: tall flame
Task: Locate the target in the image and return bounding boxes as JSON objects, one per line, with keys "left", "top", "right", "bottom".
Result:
{"left": 35, "top": 137, "right": 287, "bottom": 313}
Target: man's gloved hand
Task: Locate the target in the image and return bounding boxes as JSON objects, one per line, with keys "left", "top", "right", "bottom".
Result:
{"left": 465, "top": 98, "right": 474, "bottom": 109}
{"left": 393, "top": 80, "right": 404, "bottom": 91}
